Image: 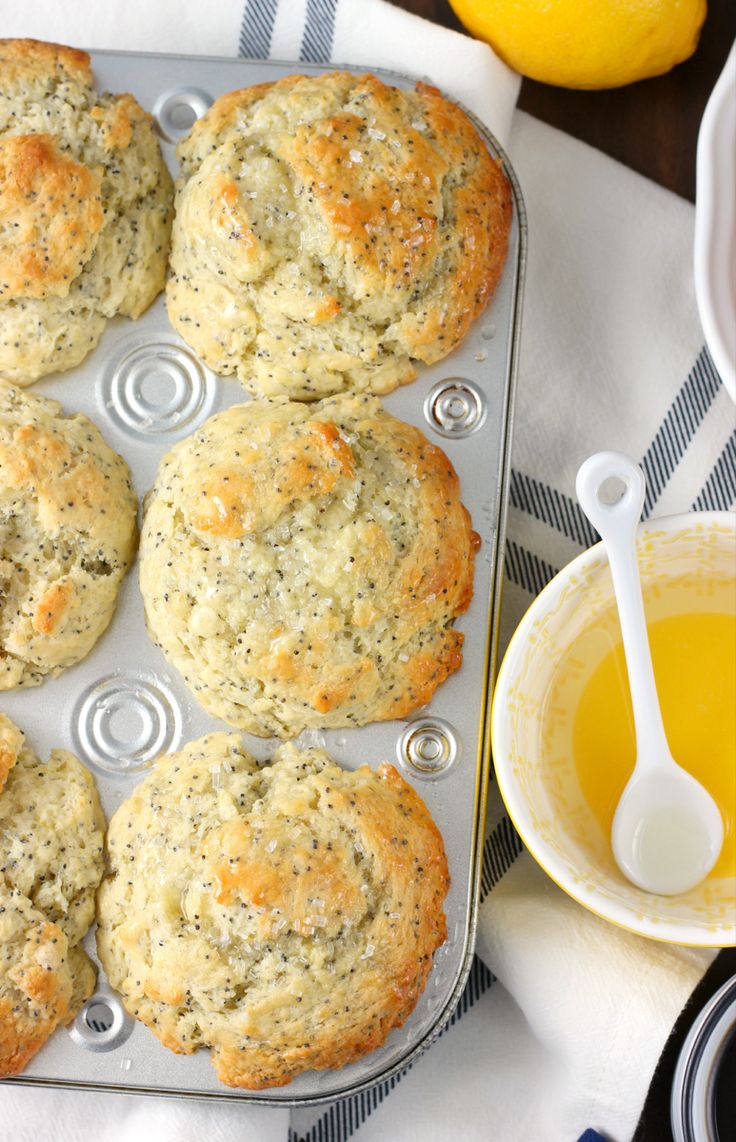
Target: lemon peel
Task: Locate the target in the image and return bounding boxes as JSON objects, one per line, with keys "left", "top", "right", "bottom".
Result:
{"left": 449, "top": 0, "right": 707, "bottom": 89}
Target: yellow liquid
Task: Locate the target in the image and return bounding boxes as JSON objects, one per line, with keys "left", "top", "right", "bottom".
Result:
{"left": 572, "top": 607, "right": 736, "bottom": 881}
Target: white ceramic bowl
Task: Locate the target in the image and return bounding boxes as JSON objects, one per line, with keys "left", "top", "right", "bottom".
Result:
{"left": 491, "top": 512, "right": 736, "bottom": 946}
{"left": 694, "top": 44, "right": 736, "bottom": 402}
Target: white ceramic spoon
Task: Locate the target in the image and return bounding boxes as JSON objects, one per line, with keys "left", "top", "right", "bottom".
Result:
{"left": 576, "top": 451, "right": 724, "bottom": 896}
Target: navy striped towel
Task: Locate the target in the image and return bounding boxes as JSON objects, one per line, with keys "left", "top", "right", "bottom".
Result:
{"left": 1, "top": 2, "right": 734, "bottom": 1141}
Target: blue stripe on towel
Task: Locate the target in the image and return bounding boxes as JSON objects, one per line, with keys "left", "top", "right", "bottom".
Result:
{"left": 481, "top": 817, "right": 524, "bottom": 901}
{"left": 692, "top": 429, "right": 736, "bottom": 510}
{"left": 446, "top": 955, "right": 495, "bottom": 1026}
{"left": 287, "top": 956, "right": 495, "bottom": 1142}
{"left": 509, "top": 346, "right": 724, "bottom": 552}
{"left": 504, "top": 539, "right": 559, "bottom": 596}
{"left": 300, "top": 0, "right": 338, "bottom": 63}
{"left": 288, "top": 1070, "right": 410, "bottom": 1142}
{"left": 239, "top": 0, "right": 279, "bottom": 58}
{"left": 641, "top": 345, "right": 721, "bottom": 517}
{"left": 510, "top": 468, "right": 598, "bottom": 547}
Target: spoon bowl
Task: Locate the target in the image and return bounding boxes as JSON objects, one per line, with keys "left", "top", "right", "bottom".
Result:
{"left": 576, "top": 451, "right": 724, "bottom": 896}
{"left": 612, "top": 767, "right": 724, "bottom": 896}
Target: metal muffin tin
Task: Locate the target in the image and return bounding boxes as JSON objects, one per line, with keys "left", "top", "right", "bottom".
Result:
{"left": 1, "top": 50, "right": 526, "bottom": 1105}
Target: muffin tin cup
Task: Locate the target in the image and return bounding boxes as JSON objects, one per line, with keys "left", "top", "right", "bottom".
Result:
{"left": 0, "top": 50, "right": 526, "bottom": 1105}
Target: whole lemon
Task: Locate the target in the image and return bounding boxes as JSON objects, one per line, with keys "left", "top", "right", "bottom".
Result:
{"left": 448, "top": 0, "right": 707, "bottom": 89}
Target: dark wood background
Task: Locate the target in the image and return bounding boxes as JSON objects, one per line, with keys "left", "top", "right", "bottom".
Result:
{"left": 393, "top": 0, "right": 735, "bottom": 201}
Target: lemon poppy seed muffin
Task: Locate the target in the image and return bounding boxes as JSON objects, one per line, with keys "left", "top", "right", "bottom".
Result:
{"left": 96, "top": 734, "right": 450, "bottom": 1089}
{"left": 0, "top": 715, "right": 105, "bottom": 1075}
{"left": 0, "top": 383, "right": 138, "bottom": 688}
{"left": 167, "top": 71, "right": 511, "bottom": 399}
{"left": 0, "top": 38, "right": 173, "bottom": 383}
{"left": 139, "top": 395, "right": 478, "bottom": 737}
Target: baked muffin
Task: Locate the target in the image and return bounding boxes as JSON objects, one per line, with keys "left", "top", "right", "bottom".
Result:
{"left": 167, "top": 71, "right": 511, "bottom": 399}
{"left": 0, "top": 38, "right": 173, "bottom": 383}
{"left": 0, "top": 714, "right": 105, "bottom": 1075}
{"left": 0, "top": 383, "right": 137, "bottom": 688}
{"left": 96, "top": 734, "right": 449, "bottom": 1089}
{"left": 139, "top": 394, "right": 478, "bottom": 736}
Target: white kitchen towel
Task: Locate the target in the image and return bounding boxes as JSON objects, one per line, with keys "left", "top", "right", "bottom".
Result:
{"left": 0, "top": 2, "right": 734, "bottom": 1141}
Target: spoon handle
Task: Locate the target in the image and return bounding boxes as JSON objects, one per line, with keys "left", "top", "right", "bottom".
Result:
{"left": 576, "top": 452, "right": 672, "bottom": 769}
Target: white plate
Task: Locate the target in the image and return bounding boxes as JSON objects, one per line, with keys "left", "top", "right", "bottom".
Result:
{"left": 694, "top": 44, "right": 736, "bottom": 403}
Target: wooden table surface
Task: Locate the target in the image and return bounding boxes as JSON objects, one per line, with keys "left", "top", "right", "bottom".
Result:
{"left": 394, "top": 0, "right": 735, "bottom": 202}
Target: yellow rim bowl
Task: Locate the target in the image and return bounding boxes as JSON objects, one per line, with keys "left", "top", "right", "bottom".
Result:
{"left": 491, "top": 512, "right": 736, "bottom": 947}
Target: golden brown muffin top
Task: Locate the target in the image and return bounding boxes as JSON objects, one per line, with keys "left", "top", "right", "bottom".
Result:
{"left": 0, "top": 383, "right": 137, "bottom": 688}
{"left": 139, "top": 395, "right": 478, "bottom": 735}
{"left": 0, "top": 715, "right": 104, "bottom": 1076}
{"left": 97, "top": 736, "right": 450, "bottom": 1089}
{"left": 168, "top": 71, "right": 511, "bottom": 398}
{"left": 0, "top": 37, "right": 173, "bottom": 383}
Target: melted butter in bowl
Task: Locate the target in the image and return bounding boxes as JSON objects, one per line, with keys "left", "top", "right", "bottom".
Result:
{"left": 492, "top": 512, "right": 736, "bottom": 945}
{"left": 568, "top": 598, "right": 736, "bottom": 883}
